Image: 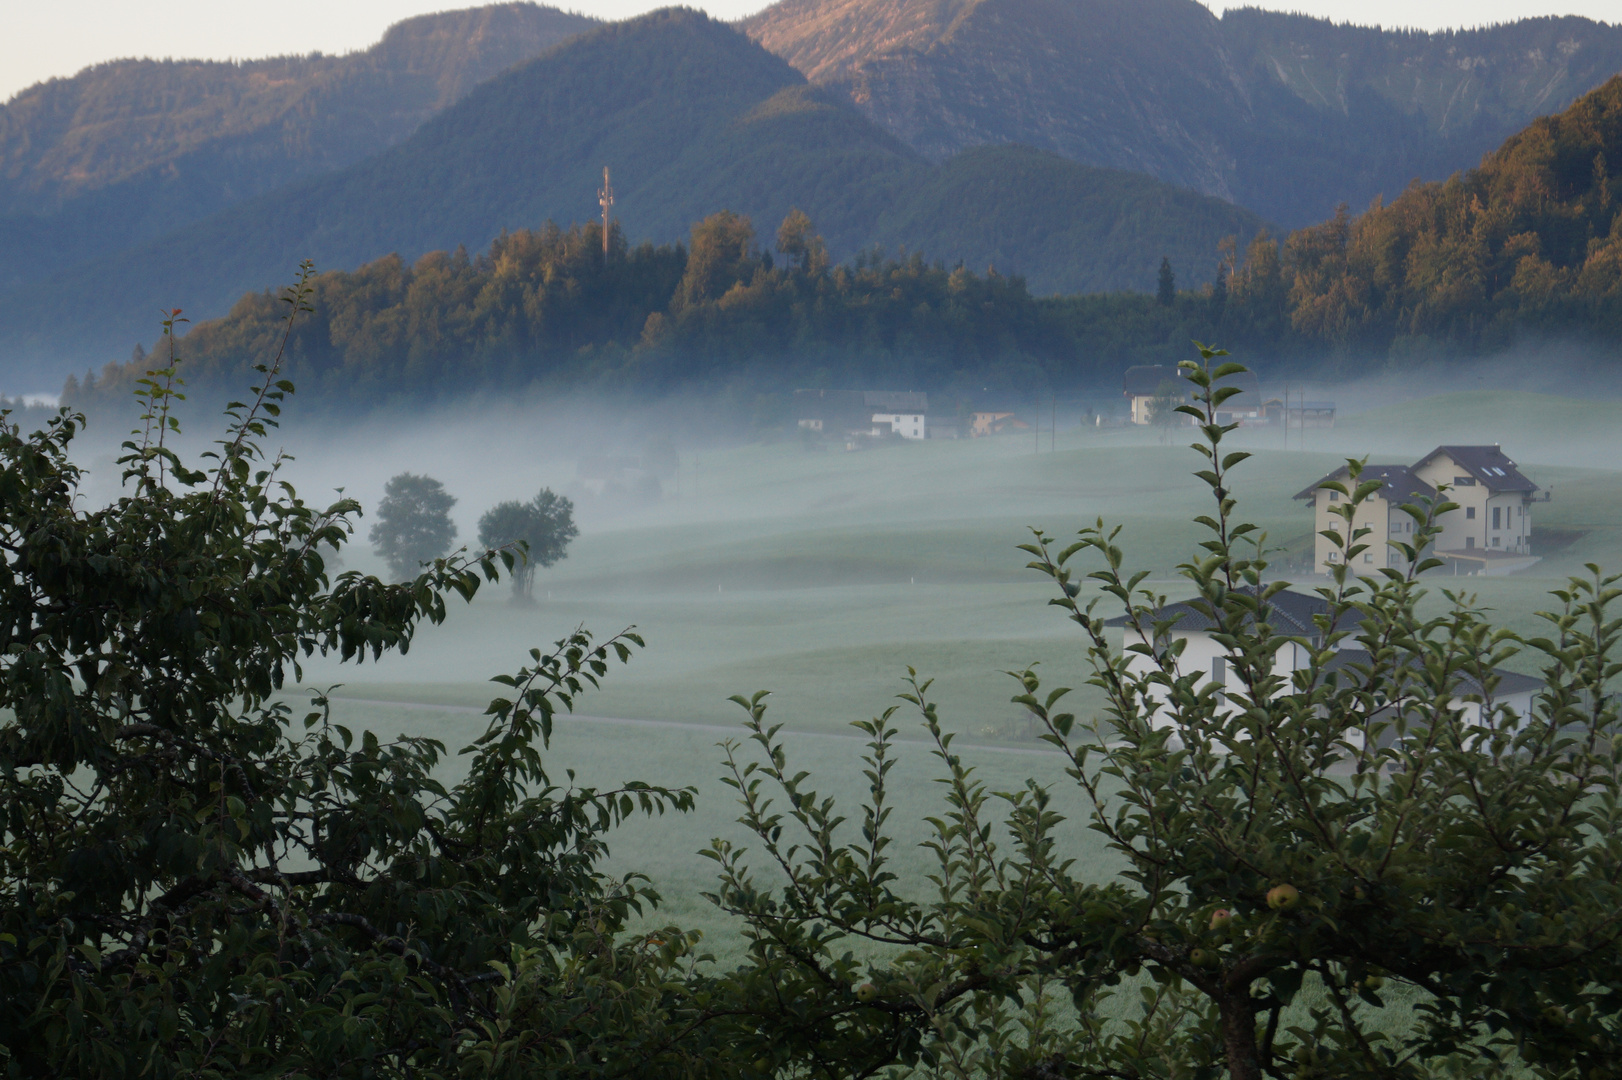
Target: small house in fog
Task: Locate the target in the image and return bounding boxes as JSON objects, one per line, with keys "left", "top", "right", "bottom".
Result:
{"left": 1122, "top": 365, "right": 1262, "bottom": 426}
{"left": 794, "top": 389, "right": 930, "bottom": 440}
{"left": 1294, "top": 464, "right": 1435, "bottom": 575}
{"left": 1123, "top": 365, "right": 1183, "bottom": 425}
{"left": 1108, "top": 587, "right": 1541, "bottom": 733}
{"left": 1297, "top": 445, "right": 1546, "bottom": 576}
{"left": 871, "top": 411, "right": 926, "bottom": 440}
{"left": 970, "top": 410, "right": 1025, "bottom": 436}
{"left": 1263, "top": 398, "right": 1337, "bottom": 428}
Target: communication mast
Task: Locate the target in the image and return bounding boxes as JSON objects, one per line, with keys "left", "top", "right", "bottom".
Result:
{"left": 598, "top": 166, "right": 614, "bottom": 258}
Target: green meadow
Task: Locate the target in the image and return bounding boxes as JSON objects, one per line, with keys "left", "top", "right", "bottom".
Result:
{"left": 287, "top": 389, "right": 1622, "bottom": 968}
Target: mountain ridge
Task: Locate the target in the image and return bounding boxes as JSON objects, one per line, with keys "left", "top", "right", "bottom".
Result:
{"left": 0, "top": 8, "right": 1267, "bottom": 388}
{"left": 0, "top": 3, "right": 598, "bottom": 289}
{"left": 742, "top": 0, "right": 1622, "bottom": 226}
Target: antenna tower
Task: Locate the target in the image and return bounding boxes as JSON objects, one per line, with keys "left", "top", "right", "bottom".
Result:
{"left": 598, "top": 166, "right": 614, "bottom": 258}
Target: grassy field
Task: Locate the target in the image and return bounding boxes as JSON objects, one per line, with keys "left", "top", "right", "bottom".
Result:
{"left": 280, "top": 387, "right": 1622, "bottom": 987}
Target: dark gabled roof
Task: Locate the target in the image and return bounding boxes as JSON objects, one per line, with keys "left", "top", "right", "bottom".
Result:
{"left": 1319, "top": 649, "right": 1544, "bottom": 697}
{"left": 1105, "top": 586, "right": 1360, "bottom": 636}
{"left": 864, "top": 391, "right": 928, "bottom": 412}
{"left": 1293, "top": 464, "right": 1439, "bottom": 504}
{"left": 1123, "top": 365, "right": 1182, "bottom": 396}
{"left": 1414, "top": 445, "right": 1538, "bottom": 494}
{"left": 1210, "top": 370, "right": 1262, "bottom": 405}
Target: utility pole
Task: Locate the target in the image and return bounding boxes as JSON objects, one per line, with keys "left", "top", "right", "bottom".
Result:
{"left": 598, "top": 166, "right": 614, "bottom": 258}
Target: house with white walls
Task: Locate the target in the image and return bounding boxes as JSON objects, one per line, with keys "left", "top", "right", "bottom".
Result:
{"left": 1108, "top": 587, "right": 1541, "bottom": 734}
{"left": 1297, "top": 446, "right": 1546, "bottom": 576}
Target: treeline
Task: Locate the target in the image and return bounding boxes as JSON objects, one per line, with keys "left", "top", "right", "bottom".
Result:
{"left": 64, "top": 77, "right": 1622, "bottom": 409}
{"left": 67, "top": 212, "right": 1147, "bottom": 409}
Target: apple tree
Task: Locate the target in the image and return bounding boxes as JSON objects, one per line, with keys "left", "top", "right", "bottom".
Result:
{"left": 709, "top": 347, "right": 1622, "bottom": 1079}
{"left": 0, "top": 274, "right": 739, "bottom": 1079}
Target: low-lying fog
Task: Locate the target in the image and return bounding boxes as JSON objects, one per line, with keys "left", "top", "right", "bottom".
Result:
{"left": 20, "top": 354, "right": 1622, "bottom": 949}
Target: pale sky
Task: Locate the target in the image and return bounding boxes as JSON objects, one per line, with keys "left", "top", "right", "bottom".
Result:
{"left": 3, "top": 0, "right": 1618, "bottom": 105}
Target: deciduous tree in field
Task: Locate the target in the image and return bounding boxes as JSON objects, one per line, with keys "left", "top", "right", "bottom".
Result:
{"left": 477, "top": 488, "right": 578, "bottom": 603}
{"left": 711, "top": 346, "right": 1622, "bottom": 1080}
{"left": 370, "top": 471, "right": 458, "bottom": 580}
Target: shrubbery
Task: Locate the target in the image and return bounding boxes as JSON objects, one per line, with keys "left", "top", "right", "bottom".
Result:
{"left": 7, "top": 311, "right": 1621, "bottom": 1077}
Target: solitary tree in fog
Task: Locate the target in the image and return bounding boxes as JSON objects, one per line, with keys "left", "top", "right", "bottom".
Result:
{"left": 370, "top": 472, "right": 458, "bottom": 580}
{"left": 478, "top": 488, "right": 578, "bottom": 603}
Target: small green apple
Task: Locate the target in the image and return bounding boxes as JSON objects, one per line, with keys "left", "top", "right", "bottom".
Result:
{"left": 1189, "top": 948, "right": 1217, "bottom": 968}
{"left": 855, "top": 982, "right": 878, "bottom": 1003}
{"left": 1361, "top": 975, "right": 1385, "bottom": 991}
{"left": 1266, "top": 883, "right": 1300, "bottom": 911}
{"left": 1209, "top": 907, "right": 1235, "bottom": 931}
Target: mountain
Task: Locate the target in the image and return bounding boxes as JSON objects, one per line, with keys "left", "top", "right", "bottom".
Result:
{"left": 0, "top": 8, "right": 1265, "bottom": 388}
{"left": 0, "top": 3, "right": 597, "bottom": 290}
{"left": 742, "top": 0, "right": 1622, "bottom": 228}
{"left": 53, "top": 68, "right": 1622, "bottom": 410}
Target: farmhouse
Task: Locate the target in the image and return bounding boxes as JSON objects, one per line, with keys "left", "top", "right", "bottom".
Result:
{"left": 1109, "top": 587, "right": 1542, "bottom": 732}
{"left": 1296, "top": 445, "right": 1545, "bottom": 576}
{"left": 1410, "top": 445, "right": 1542, "bottom": 564}
{"left": 1123, "top": 366, "right": 1262, "bottom": 425}
{"left": 1122, "top": 365, "right": 1183, "bottom": 425}
{"left": 794, "top": 389, "right": 931, "bottom": 439}
{"left": 871, "top": 411, "right": 926, "bottom": 440}
{"left": 1294, "top": 464, "right": 1436, "bottom": 575}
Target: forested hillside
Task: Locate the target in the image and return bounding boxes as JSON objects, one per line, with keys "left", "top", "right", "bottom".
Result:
{"left": 0, "top": 9, "right": 1264, "bottom": 387}
{"left": 1279, "top": 73, "right": 1622, "bottom": 355}
{"left": 744, "top": 0, "right": 1622, "bottom": 228}
{"left": 65, "top": 76, "right": 1622, "bottom": 410}
{"left": 61, "top": 213, "right": 1135, "bottom": 410}
{"left": 0, "top": 4, "right": 596, "bottom": 290}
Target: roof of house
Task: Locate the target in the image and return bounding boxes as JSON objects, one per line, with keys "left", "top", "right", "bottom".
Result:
{"left": 1123, "top": 365, "right": 1183, "bottom": 396}
{"left": 1210, "top": 370, "right": 1262, "bottom": 404}
{"left": 1319, "top": 649, "right": 1545, "bottom": 697}
{"left": 793, "top": 389, "right": 929, "bottom": 415}
{"left": 1413, "top": 445, "right": 1538, "bottom": 494}
{"left": 864, "top": 391, "right": 928, "bottom": 411}
{"left": 1293, "top": 464, "right": 1438, "bottom": 504}
{"left": 1104, "top": 586, "right": 1360, "bottom": 636}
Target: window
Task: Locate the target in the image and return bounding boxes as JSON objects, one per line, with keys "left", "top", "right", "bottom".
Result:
{"left": 1492, "top": 507, "right": 1501, "bottom": 529}
{"left": 1328, "top": 491, "right": 1339, "bottom": 502}
{"left": 1211, "top": 658, "right": 1226, "bottom": 687}
{"left": 1491, "top": 537, "right": 1500, "bottom": 547}
{"left": 1455, "top": 476, "right": 1476, "bottom": 486}
{"left": 1466, "top": 507, "right": 1476, "bottom": 520}
{"left": 1364, "top": 553, "right": 1374, "bottom": 563}
{"left": 1466, "top": 537, "right": 1476, "bottom": 549}
{"left": 1327, "top": 551, "right": 1338, "bottom": 562}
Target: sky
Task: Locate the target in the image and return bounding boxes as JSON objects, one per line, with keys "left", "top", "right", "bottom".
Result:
{"left": 3, "top": 0, "right": 1619, "bottom": 104}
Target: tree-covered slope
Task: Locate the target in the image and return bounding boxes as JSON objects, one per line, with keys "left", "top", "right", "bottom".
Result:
{"left": 0, "top": 8, "right": 1269, "bottom": 388}
{"left": 743, "top": 0, "right": 1622, "bottom": 228}
{"left": 65, "top": 74, "right": 1622, "bottom": 408}
{"left": 0, "top": 3, "right": 596, "bottom": 289}
{"left": 1278, "top": 73, "right": 1622, "bottom": 355}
